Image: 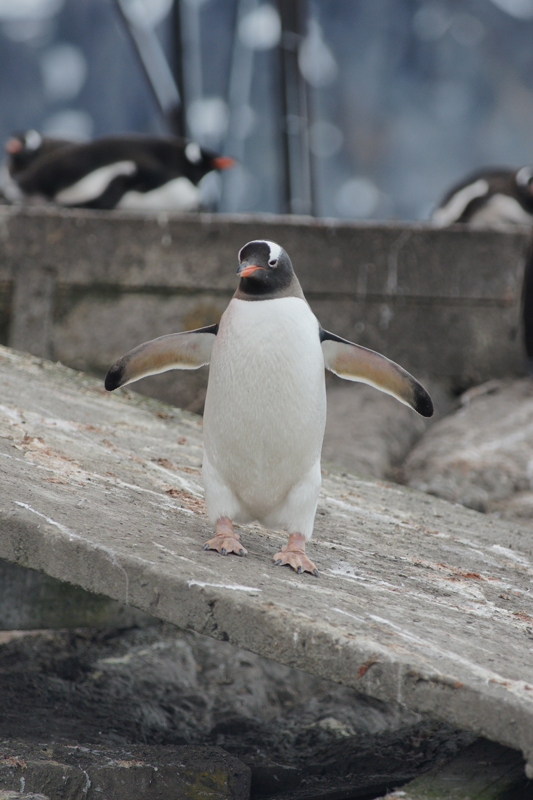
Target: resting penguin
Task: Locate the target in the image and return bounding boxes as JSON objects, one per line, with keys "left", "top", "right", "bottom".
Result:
{"left": 432, "top": 166, "right": 533, "bottom": 227}
{"left": 105, "top": 241, "right": 433, "bottom": 576}
{"left": 0, "top": 129, "right": 73, "bottom": 203}
{"left": 2, "top": 133, "right": 235, "bottom": 211}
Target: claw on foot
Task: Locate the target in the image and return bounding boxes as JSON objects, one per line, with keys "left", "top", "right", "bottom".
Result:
{"left": 204, "top": 517, "right": 247, "bottom": 557}
{"left": 273, "top": 532, "right": 318, "bottom": 576}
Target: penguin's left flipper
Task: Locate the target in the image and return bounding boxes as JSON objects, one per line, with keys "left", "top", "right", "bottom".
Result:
{"left": 105, "top": 324, "right": 218, "bottom": 391}
{"left": 321, "top": 329, "right": 433, "bottom": 418}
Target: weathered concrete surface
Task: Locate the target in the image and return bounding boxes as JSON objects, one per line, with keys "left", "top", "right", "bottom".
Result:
{"left": 0, "top": 740, "right": 250, "bottom": 800}
{"left": 0, "top": 207, "right": 529, "bottom": 411}
{"left": 404, "top": 378, "right": 533, "bottom": 519}
{"left": 0, "top": 559, "right": 155, "bottom": 629}
{"left": 378, "top": 739, "right": 530, "bottom": 799}
{"left": 2, "top": 346, "right": 533, "bottom": 777}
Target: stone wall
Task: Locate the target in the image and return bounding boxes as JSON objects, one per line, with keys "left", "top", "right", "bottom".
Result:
{"left": 0, "top": 207, "right": 529, "bottom": 410}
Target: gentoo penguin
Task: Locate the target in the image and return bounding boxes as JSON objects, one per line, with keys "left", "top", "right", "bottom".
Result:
{"left": 3, "top": 134, "right": 235, "bottom": 211}
{"left": 432, "top": 166, "right": 533, "bottom": 227}
{"left": 105, "top": 241, "right": 433, "bottom": 576}
{"left": 0, "top": 130, "right": 73, "bottom": 203}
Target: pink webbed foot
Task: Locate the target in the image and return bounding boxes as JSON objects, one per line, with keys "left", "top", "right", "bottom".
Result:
{"left": 273, "top": 532, "right": 319, "bottom": 577}
{"left": 204, "top": 517, "right": 247, "bottom": 557}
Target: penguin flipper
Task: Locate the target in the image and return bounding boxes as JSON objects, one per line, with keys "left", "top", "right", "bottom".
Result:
{"left": 105, "top": 324, "right": 218, "bottom": 391}
{"left": 320, "top": 329, "right": 433, "bottom": 418}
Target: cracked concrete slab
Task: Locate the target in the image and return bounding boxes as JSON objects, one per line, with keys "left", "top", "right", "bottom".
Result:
{"left": 1, "top": 345, "right": 533, "bottom": 776}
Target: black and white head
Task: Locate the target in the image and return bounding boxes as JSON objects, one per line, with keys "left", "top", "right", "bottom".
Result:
{"left": 5, "top": 130, "right": 72, "bottom": 175}
{"left": 182, "top": 140, "right": 235, "bottom": 184}
{"left": 516, "top": 166, "right": 533, "bottom": 197}
{"left": 236, "top": 240, "right": 303, "bottom": 299}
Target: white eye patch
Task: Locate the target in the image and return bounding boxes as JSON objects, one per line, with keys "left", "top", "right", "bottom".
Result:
{"left": 238, "top": 239, "right": 283, "bottom": 265}
{"left": 25, "top": 130, "right": 42, "bottom": 151}
{"left": 185, "top": 142, "right": 202, "bottom": 164}
{"left": 517, "top": 166, "right": 533, "bottom": 188}
{"left": 263, "top": 240, "right": 282, "bottom": 262}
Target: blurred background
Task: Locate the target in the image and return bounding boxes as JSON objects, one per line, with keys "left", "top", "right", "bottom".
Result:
{"left": 1, "top": 0, "right": 533, "bottom": 220}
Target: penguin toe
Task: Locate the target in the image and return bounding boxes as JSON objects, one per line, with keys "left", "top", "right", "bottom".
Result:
{"left": 272, "top": 541, "right": 319, "bottom": 577}
{"left": 203, "top": 533, "right": 248, "bottom": 557}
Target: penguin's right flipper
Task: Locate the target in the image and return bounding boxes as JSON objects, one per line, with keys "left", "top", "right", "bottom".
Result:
{"left": 320, "top": 329, "right": 433, "bottom": 417}
{"left": 105, "top": 324, "right": 218, "bottom": 391}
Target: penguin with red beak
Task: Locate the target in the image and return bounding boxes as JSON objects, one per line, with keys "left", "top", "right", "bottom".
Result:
{"left": 1, "top": 132, "right": 235, "bottom": 211}
{"left": 105, "top": 241, "right": 433, "bottom": 576}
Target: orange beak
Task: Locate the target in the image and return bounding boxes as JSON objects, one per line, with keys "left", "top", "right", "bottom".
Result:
{"left": 212, "top": 155, "right": 236, "bottom": 170}
{"left": 5, "top": 138, "right": 22, "bottom": 154}
{"left": 238, "top": 264, "right": 264, "bottom": 278}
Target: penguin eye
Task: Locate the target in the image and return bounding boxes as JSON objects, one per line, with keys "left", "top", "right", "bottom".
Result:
{"left": 268, "top": 258, "right": 278, "bottom": 267}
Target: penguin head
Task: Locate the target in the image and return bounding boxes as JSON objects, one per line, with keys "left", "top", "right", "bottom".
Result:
{"left": 5, "top": 130, "right": 72, "bottom": 175}
{"left": 236, "top": 240, "right": 297, "bottom": 297}
{"left": 516, "top": 166, "right": 533, "bottom": 197}
{"left": 182, "top": 140, "right": 235, "bottom": 183}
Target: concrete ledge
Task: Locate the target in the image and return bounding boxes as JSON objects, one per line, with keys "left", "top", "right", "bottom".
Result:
{"left": 1, "top": 345, "right": 533, "bottom": 775}
{"left": 0, "top": 560, "right": 155, "bottom": 629}
{"left": 0, "top": 207, "right": 529, "bottom": 409}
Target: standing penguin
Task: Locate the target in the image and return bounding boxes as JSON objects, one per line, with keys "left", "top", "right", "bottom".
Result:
{"left": 105, "top": 241, "right": 433, "bottom": 576}
{"left": 432, "top": 166, "right": 533, "bottom": 227}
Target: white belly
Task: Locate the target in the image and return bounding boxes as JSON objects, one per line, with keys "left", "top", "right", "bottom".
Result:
{"left": 118, "top": 177, "right": 201, "bottom": 211}
{"left": 468, "top": 194, "right": 533, "bottom": 227}
{"left": 203, "top": 297, "right": 326, "bottom": 528}
{"left": 55, "top": 161, "right": 137, "bottom": 205}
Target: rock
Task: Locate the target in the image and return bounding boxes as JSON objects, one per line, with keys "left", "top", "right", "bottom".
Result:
{"left": 323, "top": 378, "right": 454, "bottom": 479}
{"left": 0, "top": 625, "right": 473, "bottom": 799}
{"left": 0, "top": 739, "right": 250, "bottom": 800}
{"left": 377, "top": 739, "right": 529, "bottom": 799}
{"left": 403, "top": 378, "right": 533, "bottom": 518}
{"left": 0, "top": 792, "right": 50, "bottom": 800}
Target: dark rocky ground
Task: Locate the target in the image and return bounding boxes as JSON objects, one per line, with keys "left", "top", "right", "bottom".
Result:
{"left": 0, "top": 623, "right": 476, "bottom": 800}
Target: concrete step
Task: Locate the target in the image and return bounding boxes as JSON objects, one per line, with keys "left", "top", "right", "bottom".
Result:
{"left": 0, "top": 559, "right": 155, "bottom": 629}
{"left": 1, "top": 345, "right": 533, "bottom": 779}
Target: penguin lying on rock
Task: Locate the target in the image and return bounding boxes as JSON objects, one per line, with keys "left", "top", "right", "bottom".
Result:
{"left": 1, "top": 132, "right": 235, "bottom": 211}
{"left": 105, "top": 241, "right": 433, "bottom": 576}
{"left": 432, "top": 166, "right": 533, "bottom": 227}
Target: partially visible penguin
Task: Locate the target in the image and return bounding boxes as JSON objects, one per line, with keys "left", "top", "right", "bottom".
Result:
{"left": 2, "top": 133, "right": 235, "bottom": 211}
{"left": 0, "top": 130, "right": 73, "bottom": 202}
{"left": 105, "top": 241, "right": 433, "bottom": 576}
{"left": 432, "top": 166, "right": 533, "bottom": 227}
